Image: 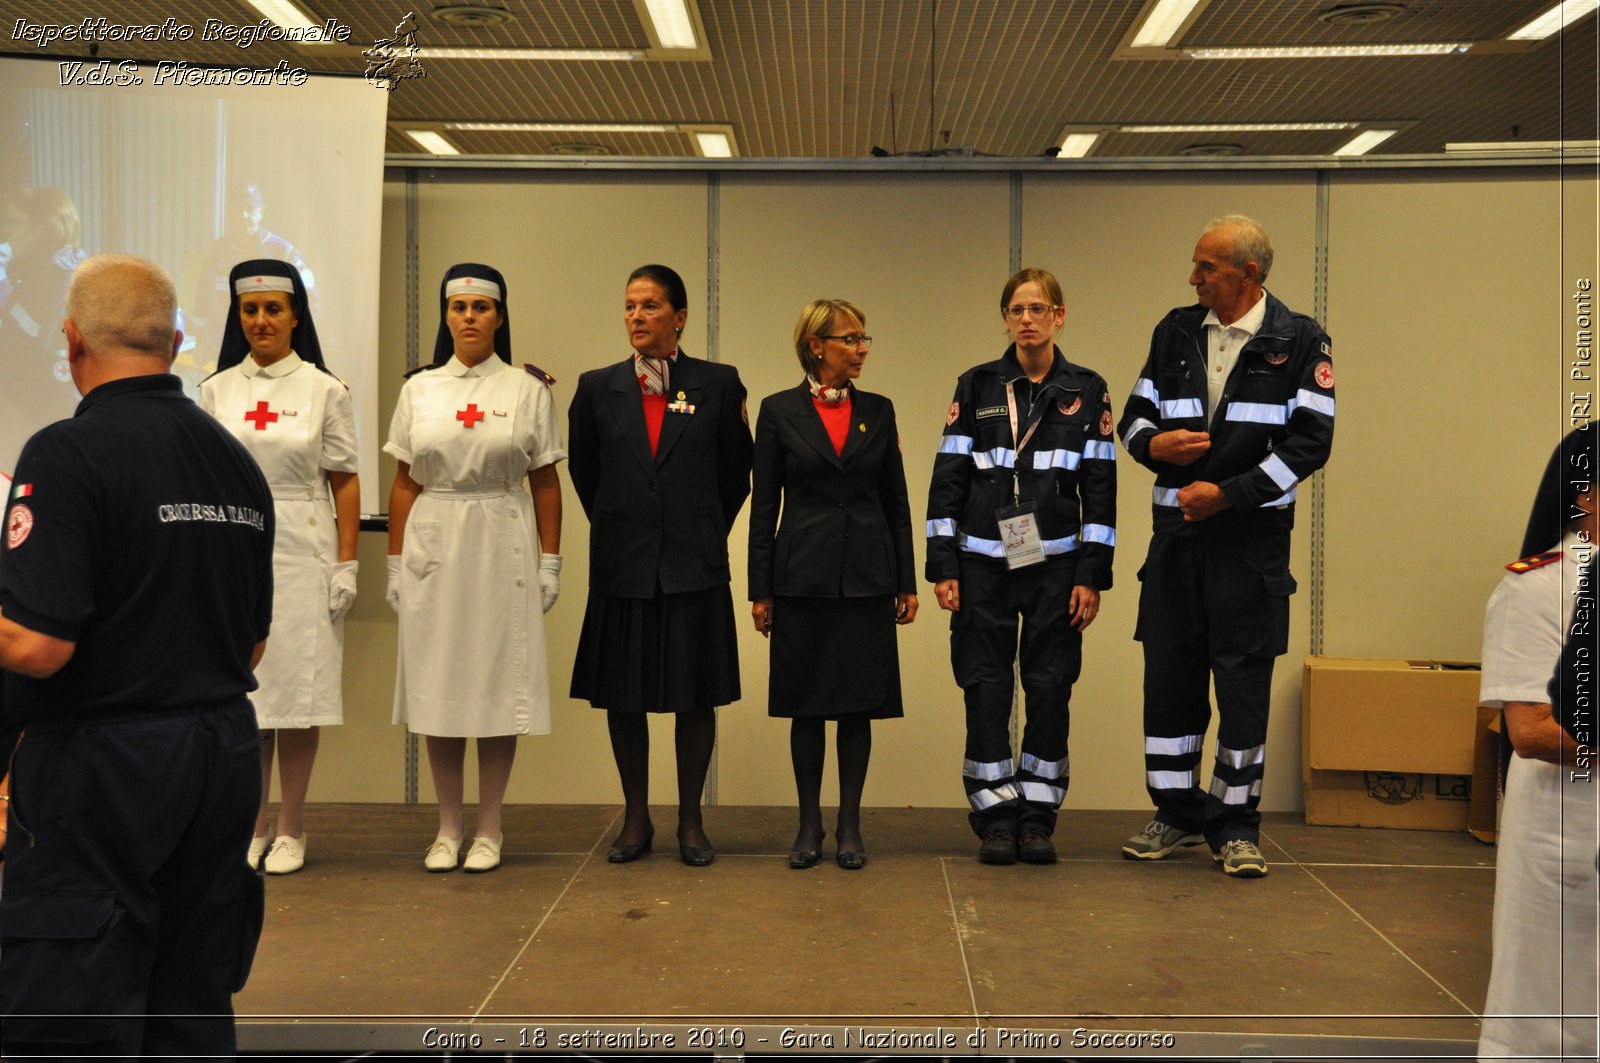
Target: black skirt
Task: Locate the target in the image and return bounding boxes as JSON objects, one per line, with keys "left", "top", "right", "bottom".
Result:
{"left": 767, "top": 595, "right": 904, "bottom": 720}
{"left": 571, "top": 586, "right": 741, "bottom": 713}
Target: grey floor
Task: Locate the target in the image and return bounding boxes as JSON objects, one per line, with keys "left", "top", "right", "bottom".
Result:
{"left": 236, "top": 805, "right": 1497, "bottom": 1059}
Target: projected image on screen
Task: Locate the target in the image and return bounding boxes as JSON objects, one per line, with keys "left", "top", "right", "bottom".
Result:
{"left": 0, "top": 56, "right": 385, "bottom": 509}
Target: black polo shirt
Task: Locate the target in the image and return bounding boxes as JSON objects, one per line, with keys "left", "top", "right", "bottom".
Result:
{"left": 0, "top": 374, "right": 273, "bottom": 724}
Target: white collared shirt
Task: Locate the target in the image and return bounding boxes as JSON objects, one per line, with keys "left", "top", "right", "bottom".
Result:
{"left": 1202, "top": 291, "right": 1268, "bottom": 423}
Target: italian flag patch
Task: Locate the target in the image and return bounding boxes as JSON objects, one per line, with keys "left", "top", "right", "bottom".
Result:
{"left": 10, "top": 483, "right": 32, "bottom": 501}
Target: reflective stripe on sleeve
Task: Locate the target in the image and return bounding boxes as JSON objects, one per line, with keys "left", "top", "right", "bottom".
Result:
{"left": 1289, "top": 389, "right": 1336, "bottom": 418}
{"left": 1031, "top": 448, "right": 1081, "bottom": 472}
{"left": 1261, "top": 486, "right": 1298, "bottom": 507}
{"left": 1080, "top": 523, "right": 1115, "bottom": 546}
{"left": 972, "top": 447, "right": 1015, "bottom": 471}
{"left": 1260, "top": 452, "right": 1298, "bottom": 492}
{"left": 1082, "top": 440, "right": 1116, "bottom": 461}
{"left": 1122, "top": 417, "right": 1159, "bottom": 450}
{"left": 937, "top": 434, "right": 974, "bottom": 456}
{"left": 1225, "top": 402, "right": 1287, "bottom": 426}
{"left": 1154, "top": 487, "right": 1181, "bottom": 508}
{"left": 926, "top": 517, "right": 957, "bottom": 539}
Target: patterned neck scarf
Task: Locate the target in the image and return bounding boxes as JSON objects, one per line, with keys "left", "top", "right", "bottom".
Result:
{"left": 635, "top": 351, "right": 677, "bottom": 396}
{"left": 806, "top": 374, "right": 850, "bottom": 405}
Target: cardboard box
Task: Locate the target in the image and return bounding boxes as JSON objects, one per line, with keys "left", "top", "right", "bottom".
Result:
{"left": 1302, "top": 657, "right": 1485, "bottom": 831}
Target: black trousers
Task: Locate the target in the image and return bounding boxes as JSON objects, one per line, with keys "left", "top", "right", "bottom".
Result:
{"left": 952, "top": 557, "right": 1083, "bottom": 838}
{"left": 0, "top": 702, "right": 265, "bottom": 1058}
{"left": 1135, "top": 532, "right": 1294, "bottom": 847}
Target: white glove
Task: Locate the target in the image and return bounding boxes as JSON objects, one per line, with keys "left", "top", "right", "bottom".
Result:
{"left": 538, "top": 553, "right": 562, "bottom": 614}
{"left": 329, "top": 560, "right": 359, "bottom": 622}
{"left": 386, "top": 555, "right": 402, "bottom": 614}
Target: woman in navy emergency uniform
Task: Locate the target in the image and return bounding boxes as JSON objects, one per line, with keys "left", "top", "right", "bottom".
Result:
{"left": 749, "top": 299, "right": 917, "bottom": 870}
{"left": 199, "top": 258, "right": 358, "bottom": 875}
{"left": 568, "top": 264, "right": 752, "bottom": 867}
{"left": 385, "top": 263, "right": 564, "bottom": 874}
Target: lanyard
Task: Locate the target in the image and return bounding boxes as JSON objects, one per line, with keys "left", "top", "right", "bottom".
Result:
{"left": 1004, "top": 378, "right": 1045, "bottom": 505}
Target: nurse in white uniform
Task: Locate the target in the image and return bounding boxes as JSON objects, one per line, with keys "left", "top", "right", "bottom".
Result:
{"left": 199, "top": 258, "right": 360, "bottom": 875}
{"left": 385, "top": 263, "right": 564, "bottom": 874}
{"left": 1478, "top": 426, "right": 1598, "bottom": 1063}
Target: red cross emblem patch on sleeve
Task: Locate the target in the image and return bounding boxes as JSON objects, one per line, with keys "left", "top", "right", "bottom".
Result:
{"left": 1313, "top": 361, "right": 1335, "bottom": 389}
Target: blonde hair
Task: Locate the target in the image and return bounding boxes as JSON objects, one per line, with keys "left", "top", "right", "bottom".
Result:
{"left": 66, "top": 254, "right": 178, "bottom": 357}
{"left": 792, "top": 298, "right": 866, "bottom": 375}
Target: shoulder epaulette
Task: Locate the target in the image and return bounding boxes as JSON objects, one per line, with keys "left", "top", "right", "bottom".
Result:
{"left": 404, "top": 363, "right": 438, "bottom": 379}
{"left": 523, "top": 363, "right": 556, "bottom": 386}
{"left": 1507, "top": 551, "right": 1563, "bottom": 574}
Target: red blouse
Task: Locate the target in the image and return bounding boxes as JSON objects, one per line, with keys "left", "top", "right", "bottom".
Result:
{"left": 813, "top": 394, "right": 852, "bottom": 457}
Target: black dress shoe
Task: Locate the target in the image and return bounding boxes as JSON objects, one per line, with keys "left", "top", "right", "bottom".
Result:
{"left": 678, "top": 832, "right": 716, "bottom": 870}
{"left": 678, "top": 840, "right": 716, "bottom": 866}
{"left": 788, "top": 847, "right": 820, "bottom": 869}
{"left": 607, "top": 829, "right": 654, "bottom": 863}
{"left": 835, "top": 849, "right": 867, "bottom": 870}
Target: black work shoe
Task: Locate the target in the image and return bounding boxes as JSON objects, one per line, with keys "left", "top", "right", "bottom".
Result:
{"left": 1018, "top": 827, "right": 1057, "bottom": 864}
{"left": 978, "top": 830, "right": 1018, "bottom": 865}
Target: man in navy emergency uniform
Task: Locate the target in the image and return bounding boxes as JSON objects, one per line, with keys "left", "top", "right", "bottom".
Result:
{"left": 0, "top": 255, "right": 273, "bottom": 1056}
{"left": 927, "top": 268, "right": 1116, "bottom": 866}
{"left": 1117, "top": 215, "right": 1335, "bottom": 877}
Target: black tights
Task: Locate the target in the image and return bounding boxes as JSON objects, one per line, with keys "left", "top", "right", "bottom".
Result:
{"left": 790, "top": 716, "right": 873, "bottom": 855}
{"left": 606, "top": 708, "right": 716, "bottom": 849}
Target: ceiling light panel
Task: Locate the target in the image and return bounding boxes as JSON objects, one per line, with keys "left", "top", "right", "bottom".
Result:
{"left": 405, "top": 130, "right": 460, "bottom": 155}
{"left": 1333, "top": 129, "right": 1400, "bottom": 155}
{"left": 1130, "top": 0, "right": 1206, "bottom": 47}
{"left": 643, "top": 0, "right": 699, "bottom": 48}
{"left": 417, "top": 47, "right": 642, "bottom": 60}
{"left": 1121, "top": 122, "right": 1360, "bottom": 133}
{"left": 1187, "top": 43, "right": 1471, "bottom": 59}
{"left": 1057, "top": 132, "right": 1101, "bottom": 158}
{"left": 244, "top": 0, "right": 319, "bottom": 31}
{"left": 1508, "top": 0, "right": 1600, "bottom": 40}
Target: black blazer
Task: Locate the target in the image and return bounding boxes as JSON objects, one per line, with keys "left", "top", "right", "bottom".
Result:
{"left": 748, "top": 382, "right": 916, "bottom": 600}
{"left": 568, "top": 352, "right": 752, "bottom": 599}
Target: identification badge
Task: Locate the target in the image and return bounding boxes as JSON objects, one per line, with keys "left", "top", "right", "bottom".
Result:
{"left": 995, "top": 502, "right": 1045, "bottom": 570}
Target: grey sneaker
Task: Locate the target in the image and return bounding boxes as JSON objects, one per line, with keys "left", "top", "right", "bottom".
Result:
{"left": 1214, "top": 839, "right": 1268, "bottom": 877}
{"left": 1121, "top": 819, "right": 1204, "bottom": 860}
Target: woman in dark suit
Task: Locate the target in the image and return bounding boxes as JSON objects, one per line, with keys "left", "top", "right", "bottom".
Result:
{"left": 568, "top": 264, "right": 752, "bottom": 867}
{"left": 749, "top": 299, "right": 918, "bottom": 870}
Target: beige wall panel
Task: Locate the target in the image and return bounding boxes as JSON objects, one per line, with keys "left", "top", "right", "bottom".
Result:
{"left": 1024, "top": 174, "right": 1319, "bottom": 813}
{"left": 1323, "top": 171, "right": 1582, "bottom": 661}
{"left": 299, "top": 179, "right": 413, "bottom": 803}
{"left": 716, "top": 173, "right": 1012, "bottom": 809}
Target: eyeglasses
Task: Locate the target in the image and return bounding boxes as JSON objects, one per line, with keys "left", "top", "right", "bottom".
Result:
{"left": 820, "top": 334, "right": 873, "bottom": 349}
{"left": 1003, "top": 303, "right": 1061, "bottom": 320}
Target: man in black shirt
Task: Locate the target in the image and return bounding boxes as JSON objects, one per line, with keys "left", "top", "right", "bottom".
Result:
{"left": 0, "top": 254, "right": 273, "bottom": 1058}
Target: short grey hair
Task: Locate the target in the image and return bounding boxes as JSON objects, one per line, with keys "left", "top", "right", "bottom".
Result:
{"left": 66, "top": 254, "right": 179, "bottom": 358}
{"left": 1206, "top": 214, "right": 1274, "bottom": 283}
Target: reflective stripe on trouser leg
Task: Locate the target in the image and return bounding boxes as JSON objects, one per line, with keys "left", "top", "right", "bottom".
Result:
{"left": 1204, "top": 648, "right": 1274, "bottom": 844}
{"left": 963, "top": 682, "right": 1021, "bottom": 836}
{"left": 1134, "top": 534, "right": 1212, "bottom": 833}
